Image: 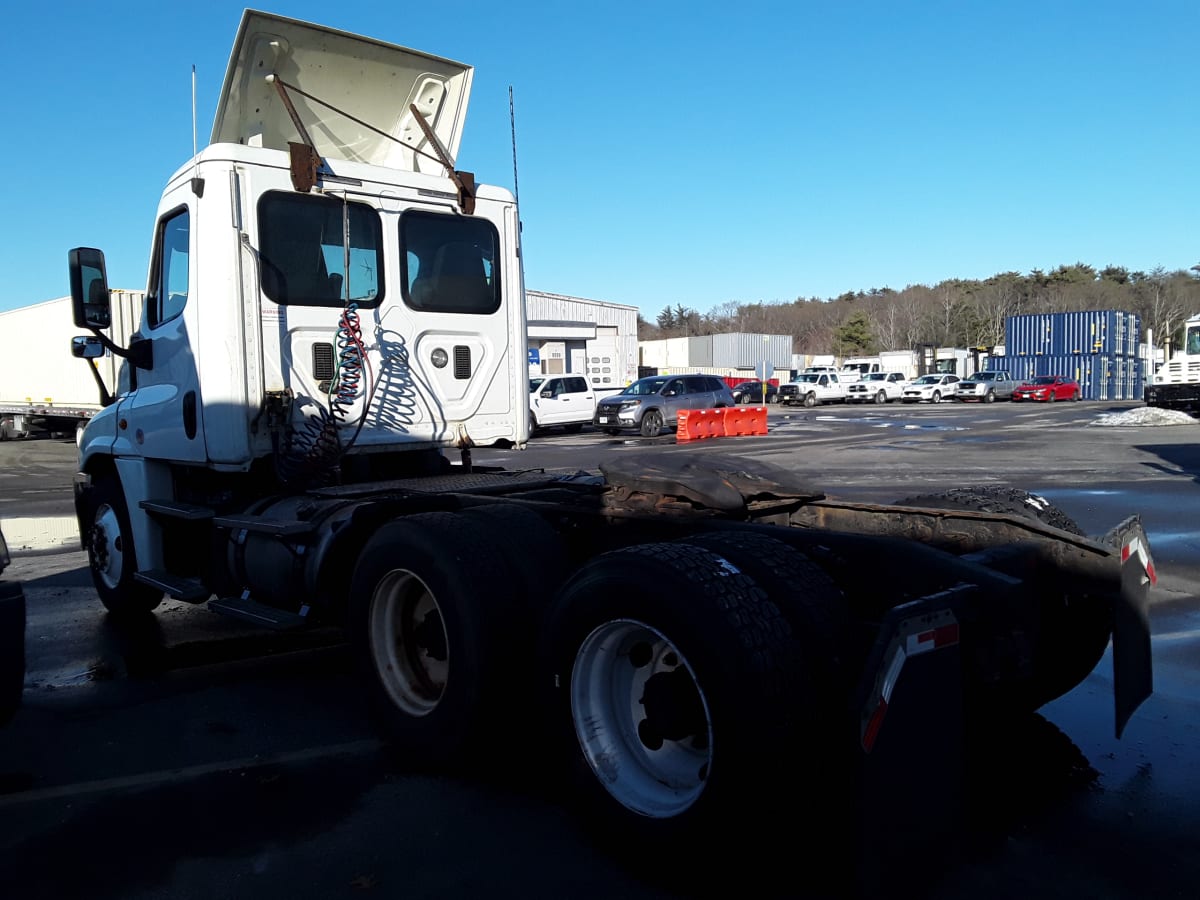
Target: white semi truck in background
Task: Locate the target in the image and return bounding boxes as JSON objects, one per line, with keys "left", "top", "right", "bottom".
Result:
{"left": 0, "top": 292, "right": 143, "bottom": 440}
{"left": 64, "top": 9, "right": 1155, "bottom": 868}
{"left": 1144, "top": 312, "right": 1200, "bottom": 414}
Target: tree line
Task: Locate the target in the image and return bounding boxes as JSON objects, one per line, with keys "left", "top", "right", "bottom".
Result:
{"left": 640, "top": 263, "right": 1200, "bottom": 356}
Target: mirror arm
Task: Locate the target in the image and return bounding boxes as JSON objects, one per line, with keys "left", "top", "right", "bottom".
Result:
{"left": 89, "top": 327, "right": 153, "bottom": 371}
{"left": 84, "top": 359, "right": 115, "bottom": 408}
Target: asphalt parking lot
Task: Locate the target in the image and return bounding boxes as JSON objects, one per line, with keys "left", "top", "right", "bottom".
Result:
{"left": 2, "top": 399, "right": 1199, "bottom": 899}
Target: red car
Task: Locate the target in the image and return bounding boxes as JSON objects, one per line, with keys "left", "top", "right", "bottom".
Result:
{"left": 1011, "top": 375, "right": 1081, "bottom": 402}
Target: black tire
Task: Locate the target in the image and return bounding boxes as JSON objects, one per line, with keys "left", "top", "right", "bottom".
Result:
{"left": 541, "top": 543, "right": 815, "bottom": 859}
{"left": 674, "top": 532, "right": 847, "bottom": 690}
{"left": 803, "top": 392, "right": 817, "bottom": 408}
{"left": 1047, "top": 391, "right": 1056, "bottom": 403}
{"left": 528, "top": 412, "right": 539, "bottom": 436}
{"left": 83, "top": 474, "right": 163, "bottom": 616}
{"left": 984, "top": 390, "right": 995, "bottom": 403}
{"left": 892, "top": 487, "right": 1110, "bottom": 708}
{"left": 932, "top": 390, "right": 941, "bottom": 404}
{"left": 462, "top": 504, "right": 567, "bottom": 616}
{"left": 640, "top": 410, "right": 664, "bottom": 437}
{"left": 348, "top": 511, "right": 521, "bottom": 765}
{"left": 874, "top": 390, "right": 886, "bottom": 404}
{"left": 1072, "top": 391, "right": 1081, "bottom": 402}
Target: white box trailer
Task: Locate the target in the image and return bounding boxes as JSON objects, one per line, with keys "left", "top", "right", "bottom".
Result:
{"left": 0, "top": 290, "right": 144, "bottom": 438}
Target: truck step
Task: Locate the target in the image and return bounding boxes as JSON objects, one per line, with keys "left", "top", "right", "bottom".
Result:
{"left": 140, "top": 500, "right": 215, "bottom": 520}
{"left": 212, "top": 514, "right": 316, "bottom": 538}
{"left": 208, "top": 596, "right": 310, "bottom": 631}
{"left": 135, "top": 570, "right": 211, "bottom": 603}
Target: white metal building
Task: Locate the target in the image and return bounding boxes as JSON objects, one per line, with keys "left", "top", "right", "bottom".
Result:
{"left": 526, "top": 290, "right": 639, "bottom": 396}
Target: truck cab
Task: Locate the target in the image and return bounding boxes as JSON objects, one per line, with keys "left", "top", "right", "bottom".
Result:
{"left": 68, "top": 11, "right": 528, "bottom": 609}
{"left": 73, "top": 12, "right": 525, "bottom": 475}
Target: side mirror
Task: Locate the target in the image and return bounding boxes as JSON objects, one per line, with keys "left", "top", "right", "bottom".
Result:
{"left": 72, "top": 336, "right": 106, "bottom": 359}
{"left": 68, "top": 247, "right": 112, "bottom": 329}
{"left": 540, "top": 389, "right": 553, "bottom": 398}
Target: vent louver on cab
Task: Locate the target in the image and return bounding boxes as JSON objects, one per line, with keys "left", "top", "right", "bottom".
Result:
{"left": 454, "top": 345, "right": 471, "bottom": 380}
{"left": 313, "top": 342, "right": 335, "bottom": 381}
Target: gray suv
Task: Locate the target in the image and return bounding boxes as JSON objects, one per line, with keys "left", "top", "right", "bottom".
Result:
{"left": 594, "top": 375, "right": 736, "bottom": 437}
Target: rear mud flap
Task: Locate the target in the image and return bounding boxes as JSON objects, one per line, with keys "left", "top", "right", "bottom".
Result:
{"left": 1103, "top": 515, "right": 1155, "bottom": 738}
{"left": 853, "top": 585, "right": 972, "bottom": 887}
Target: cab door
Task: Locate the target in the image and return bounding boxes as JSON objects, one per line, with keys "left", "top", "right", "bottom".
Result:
{"left": 117, "top": 198, "right": 207, "bottom": 463}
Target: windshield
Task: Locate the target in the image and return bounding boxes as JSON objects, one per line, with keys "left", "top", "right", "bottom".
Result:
{"left": 1031, "top": 376, "right": 1056, "bottom": 385}
{"left": 619, "top": 378, "right": 669, "bottom": 396}
{"left": 529, "top": 378, "right": 545, "bottom": 393}
{"left": 863, "top": 373, "right": 887, "bottom": 382}
{"left": 972, "top": 373, "right": 996, "bottom": 382}
{"left": 913, "top": 375, "right": 939, "bottom": 385}
{"left": 792, "top": 374, "right": 819, "bottom": 384}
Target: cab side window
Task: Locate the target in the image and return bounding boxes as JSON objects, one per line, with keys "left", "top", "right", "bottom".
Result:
{"left": 147, "top": 208, "right": 190, "bottom": 328}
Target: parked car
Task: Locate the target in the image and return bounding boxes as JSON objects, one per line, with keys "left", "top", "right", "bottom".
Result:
{"left": 846, "top": 372, "right": 908, "bottom": 404}
{"left": 778, "top": 372, "right": 847, "bottom": 407}
{"left": 901, "top": 373, "right": 961, "bottom": 403}
{"left": 1012, "top": 375, "right": 1081, "bottom": 402}
{"left": 957, "top": 370, "right": 1020, "bottom": 403}
{"left": 729, "top": 380, "right": 778, "bottom": 404}
{"left": 0, "top": 525, "right": 25, "bottom": 727}
{"left": 593, "top": 374, "right": 735, "bottom": 437}
{"left": 529, "top": 375, "right": 596, "bottom": 434}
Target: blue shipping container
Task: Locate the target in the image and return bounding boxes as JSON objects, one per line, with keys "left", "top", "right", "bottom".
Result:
{"left": 1005, "top": 311, "right": 1140, "bottom": 358}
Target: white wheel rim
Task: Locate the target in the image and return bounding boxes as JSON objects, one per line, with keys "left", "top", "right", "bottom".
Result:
{"left": 368, "top": 570, "right": 449, "bottom": 716}
{"left": 92, "top": 503, "right": 124, "bottom": 590}
{"left": 571, "top": 619, "right": 713, "bottom": 818}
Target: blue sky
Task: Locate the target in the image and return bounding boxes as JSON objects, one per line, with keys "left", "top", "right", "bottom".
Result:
{"left": 1, "top": 1, "right": 1196, "bottom": 319}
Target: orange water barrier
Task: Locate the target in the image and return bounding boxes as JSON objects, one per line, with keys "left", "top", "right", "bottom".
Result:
{"left": 676, "top": 406, "right": 768, "bottom": 442}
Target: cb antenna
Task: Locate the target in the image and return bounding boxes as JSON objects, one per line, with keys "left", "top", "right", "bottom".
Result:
{"left": 508, "top": 85, "right": 521, "bottom": 212}
{"left": 190, "top": 65, "right": 204, "bottom": 197}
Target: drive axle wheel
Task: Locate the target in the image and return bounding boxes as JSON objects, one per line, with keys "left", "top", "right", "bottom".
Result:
{"left": 542, "top": 543, "right": 813, "bottom": 857}
{"left": 874, "top": 390, "right": 887, "bottom": 404}
{"left": 893, "top": 487, "right": 1111, "bottom": 708}
{"left": 349, "top": 512, "right": 519, "bottom": 764}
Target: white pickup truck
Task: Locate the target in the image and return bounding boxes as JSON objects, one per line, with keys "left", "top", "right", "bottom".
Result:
{"left": 846, "top": 372, "right": 908, "bottom": 404}
{"left": 529, "top": 375, "right": 596, "bottom": 433}
{"left": 779, "top": 372, "right": 847, "bottom": 407}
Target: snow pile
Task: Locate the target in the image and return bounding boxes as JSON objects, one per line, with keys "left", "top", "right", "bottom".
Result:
{"left": 1089, "top": 407, "right": 1199, "bottom": 427}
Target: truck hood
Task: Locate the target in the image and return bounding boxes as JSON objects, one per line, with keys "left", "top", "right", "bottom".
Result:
{"left": 211, "top": 10, "right": 473, "bottom": 173}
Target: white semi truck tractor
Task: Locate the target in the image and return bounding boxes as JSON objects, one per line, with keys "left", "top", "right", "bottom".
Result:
{"left": 66, "top": 9, "right": 1156, "bottom": 869}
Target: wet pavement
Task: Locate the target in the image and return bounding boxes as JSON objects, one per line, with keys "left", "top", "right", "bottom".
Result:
{"left": 2, "top": 401, "right": 1199, "bottom": 898}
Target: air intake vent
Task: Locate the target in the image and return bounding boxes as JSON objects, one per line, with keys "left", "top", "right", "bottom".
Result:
{"left": 312, "top": 343, "right": 335, "bottom": 381}
{"left": 453, "top": 345, "right": 471, "bottom": 380}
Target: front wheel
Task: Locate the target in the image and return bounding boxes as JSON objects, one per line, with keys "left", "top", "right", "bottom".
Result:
{"left": 83, "top": 474, "right": 163, "bottom": 616}
{"left": 803, "top": 392, "right": 817, "bottom": 408}
{"left": 874, "top": 391, "right": 886, "bottom": 405}
{"left": 984, "top": 390, "right": 995, "bottom": 403}
{"left": 1047, "top": 392, "right": 1056, "bottom": 403}
{"left": 640, "top": 410, "right": 664, "bottom": 437}
{"left": 932, "top": 391, "right": 941, "bottom": 403}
